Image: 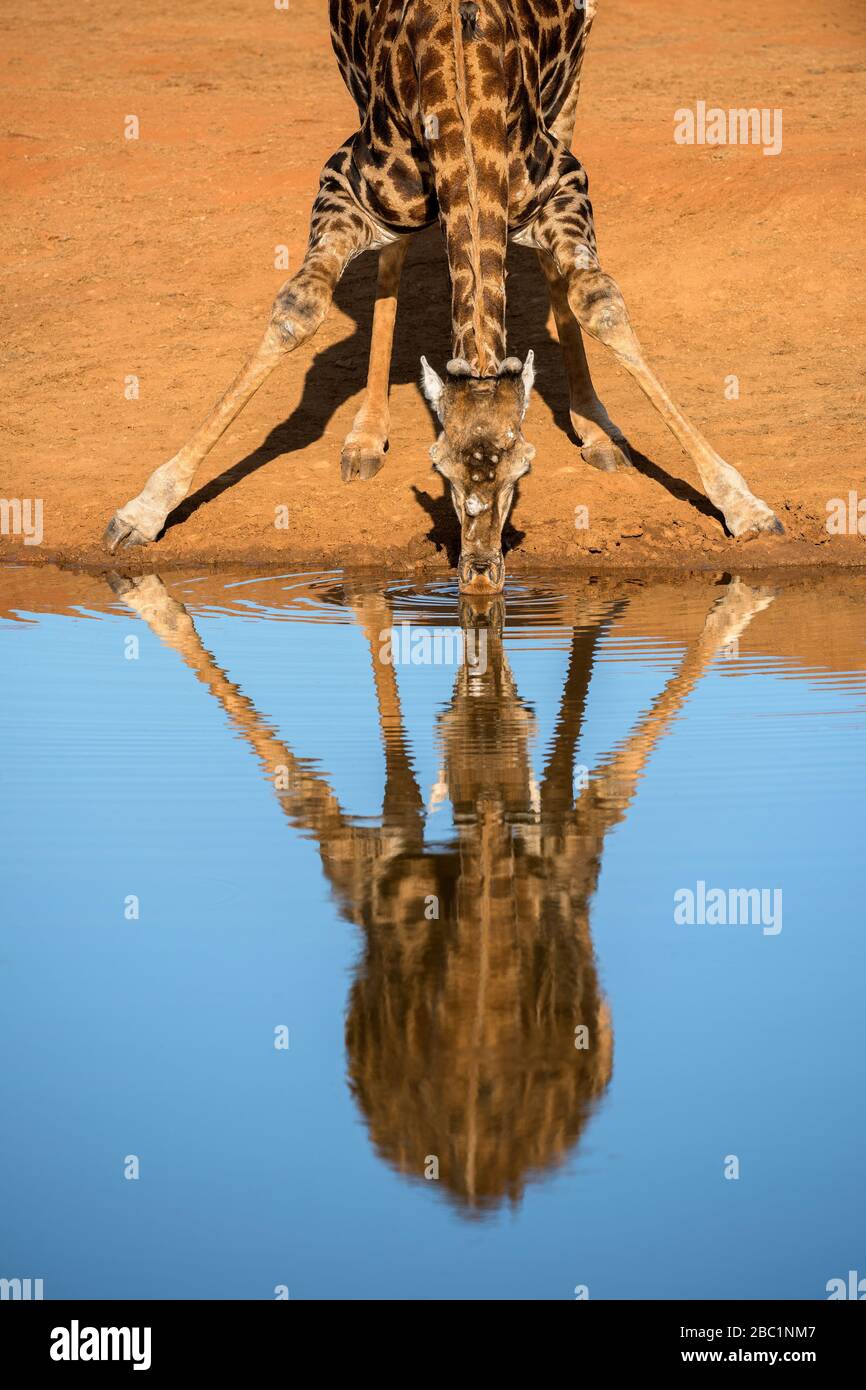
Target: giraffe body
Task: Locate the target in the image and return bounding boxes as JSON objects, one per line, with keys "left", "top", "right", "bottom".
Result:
{"left": 104, "top": 0, "right": 783, "bottom": 590}
{"left": 329, "top": 0, "right": 594, "bottom": 371}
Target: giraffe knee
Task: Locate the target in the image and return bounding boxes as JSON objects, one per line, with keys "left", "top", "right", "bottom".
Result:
{"left": 270, "top": 276, "right": 330, "bottom": 346}
{"left": 568, "top": 272, "right": 634, "bottom": 351}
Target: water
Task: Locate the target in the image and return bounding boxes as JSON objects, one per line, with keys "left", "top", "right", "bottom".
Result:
{"left": 1, "top": 565, "right": 864, "bottom": 1301}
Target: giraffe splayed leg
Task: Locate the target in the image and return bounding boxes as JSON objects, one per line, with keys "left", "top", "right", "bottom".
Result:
{"left": 104, "top": 147, "right": 387, "bottom": 552}
{"left": 524, "top": 176, "right": 783, "bottom": 539}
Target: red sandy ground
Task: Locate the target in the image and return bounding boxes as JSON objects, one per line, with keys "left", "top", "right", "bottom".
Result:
{"left": 1, "top": 0, "right": 865, "bottom": 576}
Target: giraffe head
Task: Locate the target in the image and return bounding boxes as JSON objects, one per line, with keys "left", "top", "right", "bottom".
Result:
{"left": 421, "top": 353, "right": 535, "bottom": 594}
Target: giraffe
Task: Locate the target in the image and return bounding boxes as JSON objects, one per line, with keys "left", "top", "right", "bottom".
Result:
{"left": 110, "top": 566, "right": 774, "bottom": 1210}
{"left": 103, "top": 1, "right": 783, "bottom": 593}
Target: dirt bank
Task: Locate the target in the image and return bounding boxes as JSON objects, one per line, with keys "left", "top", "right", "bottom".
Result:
{"left": 1, "top": 0, "right": 864, "bottom": 575}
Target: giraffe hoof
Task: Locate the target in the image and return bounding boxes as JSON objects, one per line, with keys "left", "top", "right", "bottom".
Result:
{"left": 340, "top": 445, "right": 385, "bottom": 482}
{"left": 103, "top": 514, "right": 150, "bottom": 554}
{"left": 580, "top": 436, "right": 633, "bottom": 473}
{"left": 727, "top": 504, "right": 785, "bottom": 540}
{"left": 737, "top": 514, "right": 785, "bottom": 540}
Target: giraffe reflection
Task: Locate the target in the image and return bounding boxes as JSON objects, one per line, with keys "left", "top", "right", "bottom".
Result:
{"left": 111, "top": 573, "right": 774, "bottom": 1214}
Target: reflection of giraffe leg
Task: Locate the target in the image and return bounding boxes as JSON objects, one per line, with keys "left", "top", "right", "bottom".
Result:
{"left": 108, "top": 573, "right": 347, "bottom": 828}
{"left": 574, "top": 578, "right": 777, "bottom": 824}
{"left": 104, "top": 145, "right": 383, "bottom": 552}
{"left": 539, "top": 600, "right": 626, "bottom": 817}
{"left": 529, "top": 183, "right": 783, "bottom": 539}
{"left": 348, "top": 587, "right": 425, "bottom": 826}
{"left": 341, "top": 237, "right": 410, "bottom": 482}
{"left": 110, "top": 572, "right": 430, "bottom": 928}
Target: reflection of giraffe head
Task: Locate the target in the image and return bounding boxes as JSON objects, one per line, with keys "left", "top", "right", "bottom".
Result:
{"left": 421, "top": 356, "right": 536, "bottom": 594}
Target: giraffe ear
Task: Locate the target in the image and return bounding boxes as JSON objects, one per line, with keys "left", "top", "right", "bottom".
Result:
{"left": 521, "top": 350, "right": 535, "bottom": 413}
{"left": 420, "top": 357, "right": 445, "bottom": 416}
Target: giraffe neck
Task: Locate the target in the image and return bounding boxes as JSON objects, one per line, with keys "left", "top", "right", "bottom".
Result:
{"left": 415, "top": 0, "right": 510, "bottom": 375}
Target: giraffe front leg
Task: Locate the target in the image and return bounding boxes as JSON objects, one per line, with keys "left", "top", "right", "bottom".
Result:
{"left": 531, "top": 200, "right": 783, "bottom": 539}
{"left": 103, "top": 319, "right": 289, "bottom": 552}
{"left": 572, "top": 267, "right": 782, "bottom": 537}
{"left": 103, "top": 155, "right": 378, "bottom": 552}
{"left": 537, "top": 249, "right": 632, "bottom": 474}
{"left": 341, "top": 237, "right": 410, "bottom": 482}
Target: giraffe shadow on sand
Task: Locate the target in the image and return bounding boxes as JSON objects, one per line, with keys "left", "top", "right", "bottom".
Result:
{"left": 110, "top": 567, "right": 774, "bottom": 1214}
{"left": 162, "top": 230, "right": 723, "bottom": 546}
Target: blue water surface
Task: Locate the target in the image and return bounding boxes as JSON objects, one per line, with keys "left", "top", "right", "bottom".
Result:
{"left": 1, "top": 568, "right": 863, "bottom": 1299}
